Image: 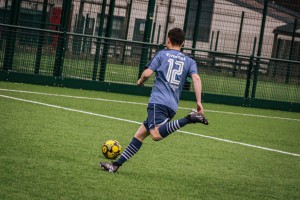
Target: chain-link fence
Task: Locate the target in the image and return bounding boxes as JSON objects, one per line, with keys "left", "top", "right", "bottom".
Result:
{"left": 0, "top": 0, "right": 299, "bottom": 110}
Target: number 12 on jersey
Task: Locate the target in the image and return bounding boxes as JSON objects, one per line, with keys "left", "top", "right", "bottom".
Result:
{"left": 166, "top": 59, "right": 184, "bottom": 85}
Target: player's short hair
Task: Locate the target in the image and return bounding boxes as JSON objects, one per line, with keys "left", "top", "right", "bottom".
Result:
{"left": 168, "top": 28, "right": 185, "bottom": 46}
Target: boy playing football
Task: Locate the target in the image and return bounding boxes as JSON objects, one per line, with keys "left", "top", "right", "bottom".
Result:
{"left": 100, "top": 28, "right": 208, "bottom": 173}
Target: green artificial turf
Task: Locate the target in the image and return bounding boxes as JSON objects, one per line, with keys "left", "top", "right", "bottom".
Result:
{"left": 0, "top": 81, "right": 299, "bottom": 199}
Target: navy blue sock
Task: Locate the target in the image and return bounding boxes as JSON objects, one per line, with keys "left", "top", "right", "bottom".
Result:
{"left": 114, "top": 137, "right": 142, "bottom": 166}
{"left": 158, "top": 117, "right": 190, "bottom": 138}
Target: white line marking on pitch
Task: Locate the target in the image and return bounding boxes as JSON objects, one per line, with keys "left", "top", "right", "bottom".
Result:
{"left": 0, "top": 94, "right": 299, "bottom": 157}
{"left": 0, "top": 88, "right": 299, "bottom": 122}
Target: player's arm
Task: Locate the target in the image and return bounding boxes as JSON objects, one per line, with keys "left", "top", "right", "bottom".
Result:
{"left": 137, "top": 68, "right": 154, "bottom": 86}
{"left": 191, "top": 73, "right": 204, "bottom": 114}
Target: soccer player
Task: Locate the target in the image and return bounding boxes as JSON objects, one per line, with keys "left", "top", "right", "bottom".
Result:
{"left": 100, "top": 27, "right": 208, "bottom": 173}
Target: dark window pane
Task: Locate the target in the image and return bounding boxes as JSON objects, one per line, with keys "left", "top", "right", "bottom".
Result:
{"left": 186, "top": 0, "right": 214, "bottom": 42}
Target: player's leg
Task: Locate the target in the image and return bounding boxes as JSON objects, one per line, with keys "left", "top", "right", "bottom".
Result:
{"left": 147, "top": 105, "right": 209, "bottom": 140}
{"left": 99, "top": 124, "right": 149, "bottom": 173}
{"left": 134, "top": 124, "right": 150, "bottom": 142}
{"left": 147, "top": 104, "right": 176, "bottom": 141}
{"left": 146, "top": 103, "right": 189, "bottom": 140}
{"left": 149, "top": 117, "right": 190, "bottom": 140}
{"left": 149, "top": 126, "right": 162, "bottom": 141}
{"left": 113, "top": 124, "right": 149, "bottom": 166}
{"left": 158, "top": 110, "right": 209, "bottom": 138}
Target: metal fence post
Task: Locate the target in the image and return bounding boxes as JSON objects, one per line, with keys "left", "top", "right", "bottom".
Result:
{"left": 148, "top": 22, "right": 156, "bottom": 60}
{"left": 209, "top": 31, "right": 214, "bottom": 50}
{"left": 244, "top": 37, "right": 257, "bottom": 102}
{"left": 138, "top": 0, "right": 155, "bottom": 78}
{"left": 163, "top": 0, "right": 172, "bottom": 44}
{"left": 272, "top": 38, "right": 281, "bottom": 77}
{"left": 151, "top": 22, "right": 156, "bottom": 44}
{"left": 156, "top": 24, "right": 161, "bottom": 44}
{"left": 233, "top": 11, "right": 244, "bottom": 77}
{"left": 251, "top": 0, "right": 268, "bottom": 99}
{"left": 192, "top": 0, "right": 203, "bottom": 57}
{"left": 149, "top": 4, "right": 159, "bottom": 60}
{"left": 3, "top": 0, "right": 21, "bottom": 71}
{"left": 212, "top": 30, "right": 220, "bottom": 68}
{"left": 53, "top": 0, "right": 72, "bottom": 77}
{"left": 183, "top": 0, "right": 190, "bottom": 36}
{"left": 0, "top": 0, "right": 9, "bottom": 48}
{"left": 215, "top": 30, "right": 220, "bottom": 51}
{"left": 82, "top": 14, "right": 90, "bottom": 53}
{"left": 285, "top": 18, "right": 297, "bottom": 84}
{"left": 121, "top": 0, "right": 132, "bottom": 65}
{"left": 182, "top": 0, "right": 191, "bottom": 91}
{"left": 2, "top": 0, "right": 9, "bottom": 23}
{"left": 92, "top": 0, "right": 107, "bottom": 81}
{"left": 99, "top": 0, "right": 115, "bottom": 81}
{"left": 74, "top": 0, "right": 85, "bottom": 55}
{"left": 34, "top": 0, "right": 48, "bottom": 75}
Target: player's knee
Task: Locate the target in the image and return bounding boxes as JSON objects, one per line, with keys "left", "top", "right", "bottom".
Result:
{"left": 151, "top": 135, "right": 162, "bottom": 141}
{"left": 150, "top": 130, "right": 162, "bottom": 141}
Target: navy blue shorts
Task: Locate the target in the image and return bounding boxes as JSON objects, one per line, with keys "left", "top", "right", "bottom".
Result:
{"left": 143, "top": 103, "right": 176, "bottom": 131}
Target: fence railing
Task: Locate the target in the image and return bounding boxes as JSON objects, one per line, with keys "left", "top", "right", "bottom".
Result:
{"left": 0, "top": 0, "right": 299, "bottom": 111}
{"left": 0, "top": 22, "right": 299, "bottom": 111}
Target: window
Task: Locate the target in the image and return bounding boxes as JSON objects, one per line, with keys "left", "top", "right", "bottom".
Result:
{"left": 95, "top": 14, "right": 124, "bottom": 39}
{"left": 185, "top": 0, "right": 214, "bottom": 42}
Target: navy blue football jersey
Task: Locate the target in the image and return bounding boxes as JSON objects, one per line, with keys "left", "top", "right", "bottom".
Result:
{"left": 146, "top": 49, "right": 198, "bottom": 112}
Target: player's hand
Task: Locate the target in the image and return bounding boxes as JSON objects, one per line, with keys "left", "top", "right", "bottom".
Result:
{"left": 137, "top": 79, "right": 144, "bottom": 86}
{"left": 197, "top": 102, "right": 204, "bottom": 114}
